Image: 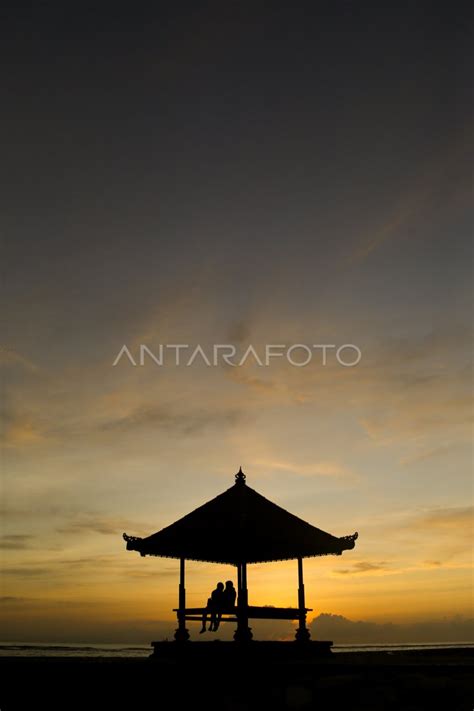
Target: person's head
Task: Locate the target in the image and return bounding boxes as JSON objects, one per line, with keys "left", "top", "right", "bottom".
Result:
{"left": 217, "top": 582, "right": 224, "bottom": 591}
{"left": 225, "top": 580, "right": 235, "bottom": 589}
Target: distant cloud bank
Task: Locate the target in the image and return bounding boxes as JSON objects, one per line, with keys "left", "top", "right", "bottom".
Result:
{"left": 311, "top": 613, "right": 474, "bottom": 644}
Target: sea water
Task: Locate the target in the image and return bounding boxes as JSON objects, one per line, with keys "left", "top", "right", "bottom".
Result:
{"left": 0, "top": 641, "right": 472, "bottom": 657}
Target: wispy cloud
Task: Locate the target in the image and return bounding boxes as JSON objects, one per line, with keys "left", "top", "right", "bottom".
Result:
{"left": 99, "top": 403, "right": 248, "bottom": 436}
{"left": 0, "top": 345, "right": 39, "bottom": 372}
{"left": 348, "top": 137, "right": 472, "bottom": 265}
{"left": 254, "top": 457, "right": 354, "bottom": 479}
{"left": 226, "top": 318, "right": 253, "bottom": 344}
{"left": 2, "top": 567, "right": 50, "bottom": 577}
{"left": 337, "top": 561, "right": 388, "bottom": 575}
{"left": 2, "top": 415, "right": 47, "bottom": 447}
{"left": 408, "top": 506, "right": 473, "bottom": 532}
{"left": 0, "top": 596, "right": 33, "bottom": 604}
{"left": 400, "top": 443, "right": 460, "bottom": 466}
{"left": 56, "top": 516, "right": 155, "bottom": 537}
{"left": 0, "top": 535, "right": 34, "bottom": 550}
{"left": 123, "top": 568, "right": 178, "bottom": 579}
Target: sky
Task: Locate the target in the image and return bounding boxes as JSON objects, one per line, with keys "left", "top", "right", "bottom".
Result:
{"left": 1, "top": 1, "right": 473, "bottom": 644}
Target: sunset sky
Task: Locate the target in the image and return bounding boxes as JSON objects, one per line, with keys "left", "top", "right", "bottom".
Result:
{"left": 1, "top": 2, "right": 472, "bottom": 644}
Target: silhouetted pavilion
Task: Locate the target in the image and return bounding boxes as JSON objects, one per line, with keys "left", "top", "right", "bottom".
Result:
{"left": 124, "top": 468, "right": 358, "bottom": 643}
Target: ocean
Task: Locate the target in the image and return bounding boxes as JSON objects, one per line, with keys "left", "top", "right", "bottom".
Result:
{"left": 0, "top": 641, "right": 472, "bottom": 657}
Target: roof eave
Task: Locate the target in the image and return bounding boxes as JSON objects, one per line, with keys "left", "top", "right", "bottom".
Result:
{"left": 122, "top": 531, "right": 358, "bottom": 563}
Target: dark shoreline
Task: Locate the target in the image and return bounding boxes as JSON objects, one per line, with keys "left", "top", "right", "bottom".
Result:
{"left": 1, "top": 648, "right": 473, "bottom": 710}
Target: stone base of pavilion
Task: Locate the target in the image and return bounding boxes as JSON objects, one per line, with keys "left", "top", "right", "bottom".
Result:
{"left": 150, "top": 639, "right": 333, "bottom": 659}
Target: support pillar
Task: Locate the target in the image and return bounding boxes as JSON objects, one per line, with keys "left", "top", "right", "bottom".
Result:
{"left": 237, "top": 561, "right": 242, "bottom": 596}
{"left": 174, "top": 557, "right": 190, "bottom": 642}
{"left": 234, "top": 561, "right": 253, "bottom": 642}
{"left": 295, "top": 557, "right": 311, "bottom": 642}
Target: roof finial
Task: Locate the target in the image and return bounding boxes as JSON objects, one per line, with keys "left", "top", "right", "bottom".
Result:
{"left": 235, "top": 466, "right": 246, "bottom": 484}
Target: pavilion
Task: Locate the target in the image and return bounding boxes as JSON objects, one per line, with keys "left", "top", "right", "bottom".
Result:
{"left": 123, "top": 468, "right": 358, "bottom": 644}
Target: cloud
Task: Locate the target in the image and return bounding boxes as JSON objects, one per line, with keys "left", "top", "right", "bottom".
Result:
{"left": 2, "top": 567, "right": 50, "bottom": 577}
{"left": 226, "top": 318, "right": 253, "bottom": 344}
{"left": 225, "top": 367, "right": 281, "bottom": 394}
{"left": 223, "top": 358, "right": 315, "bottom": 405}
{"left": 408, "top": 506, "right": 473, "bottom": 532}
{"left": 254, "top": 457, "right": 354, "bottom": 479}
{"left": 14, "top": 395, "right": 249, "bottom": 449}
{"left": 0, "top": 535, "right": 34, "bottom": 550}
{"left": 0, "top": 508, "right": 26, "bottom": 520}
{"left": 0, "top": 615, "right": 177, "bottom": 644}
{"left": 0, "top": 345, "right": 39, "bottom": 372}
{"left": 0, "top": 597, "right": 99, "bottom": 608}
{"left": 123, "top": 569, "right": 178, "bottom": 579}
{"left": 347, "top": 137, "right": 472, "bottom": 265}
{"left": 400, "top": 443, "right": 460, "bottom": 466}
{"left": 359, "top": 389, "right": 472, "bottom": 445}
{"left": 0, "top": 505, "right": 80, "bottom": 521}
{"left": 336, "top": 561, "right": 388, "bottom": 575}
{"left": 99, "top": 403, "right": 248, "bottom": 436}
{"left": 311, "top": 613, "right": 474, "bottom": 644}
{"left": 0, "top": 596, "right": 31, "bottom": 604}
{"left": 1, "top": 554, "right": 135, "bottom": 582}
{"left": 3, "top": 318, "right": 470, "bottom": 457}
{"left": 349, "top": 202, "right": 418, "bottom": 264}
{"left": 216, "top": 325, "right": 472, "bottom": 446}
{"left": 349, "top": 506, "right": 473, "bottom": 570}
{"left": 375, "top": 325, "right": 472, "bottom": 365}
{"left": 55, "top": 555, "right": 117, "bottom": 567}
{"left": 56, "top": 516, "right": 154, "bottom": 536}
{"left": 2, "top": 415, "right": 47, "bottom": 447}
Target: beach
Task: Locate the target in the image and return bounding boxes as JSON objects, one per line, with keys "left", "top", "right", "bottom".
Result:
{"left": 1, "top": 646, "right": 472, "bottom": 710}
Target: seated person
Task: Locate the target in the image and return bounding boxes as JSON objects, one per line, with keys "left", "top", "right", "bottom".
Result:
{"left": 200, "top": 582, "right": 224, "bottom": 633}
{"left": 213, "top": 580, "right": 237, "bottom": 631}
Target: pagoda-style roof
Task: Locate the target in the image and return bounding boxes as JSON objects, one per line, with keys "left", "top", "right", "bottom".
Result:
{"left": 124, "top": 469, "right": 358, "bottom": 564}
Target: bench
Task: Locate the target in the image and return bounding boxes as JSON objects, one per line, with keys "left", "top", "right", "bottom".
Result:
{"left": 173, "top": 605, "right": 312, "bottom": 622}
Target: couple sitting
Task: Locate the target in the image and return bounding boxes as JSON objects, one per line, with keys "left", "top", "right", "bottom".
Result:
{"left": 200, "top": 580, "right": 236, "bottom": 633}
